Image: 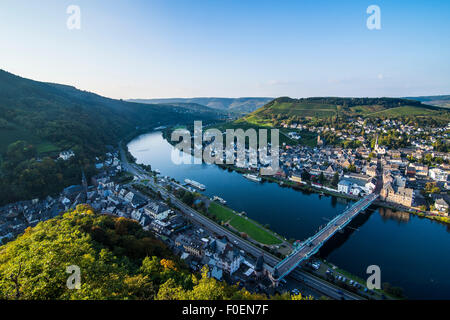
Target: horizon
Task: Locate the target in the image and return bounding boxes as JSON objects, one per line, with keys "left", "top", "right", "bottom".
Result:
{"left": 4, "top": 67, "right": 449, "bottom": 102}
{"left": 0, "top": 0, "right": 449, "bottom": 99}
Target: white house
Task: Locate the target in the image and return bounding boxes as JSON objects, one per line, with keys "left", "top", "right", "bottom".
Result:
{"left": 435, "top": 198, "right": 449, "bottom": 215}
{"left": 339, "top": 178, "right": 369, "bottom": 195}
{"left": 338, "top": 180, "right": 352, "bottom": 194}
{"left": 429, "top": 168, "right": 448, "bottom": 182}
{"left": 365, "top": 179, "right": 377, "bottom": 193}
{"left": 58, "top": 150, "right": 75, "bottom": 161}
{"left": 124, "top": 191, "right": 135, "bottom": 203}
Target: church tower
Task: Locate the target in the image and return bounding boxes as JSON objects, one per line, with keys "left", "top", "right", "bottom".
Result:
{"left": 81, "top": 169, "right": 88, "bottom": 194}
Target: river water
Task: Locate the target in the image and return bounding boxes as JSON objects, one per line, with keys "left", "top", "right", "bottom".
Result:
{"left": 128, "top": 131, "right": 450, "bottom": 299}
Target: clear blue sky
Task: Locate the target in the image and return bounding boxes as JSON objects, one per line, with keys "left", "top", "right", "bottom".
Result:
{"left": 0, "top": 0, "right": 449, "bottom": 99}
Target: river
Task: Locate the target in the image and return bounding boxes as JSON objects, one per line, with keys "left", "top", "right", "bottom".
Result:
{"left": 128, "top": 131, "right": 450, "bottom": 299}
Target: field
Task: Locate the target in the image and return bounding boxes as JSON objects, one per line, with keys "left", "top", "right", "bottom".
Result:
{"left": 36, "top": 142, "right": 61, "bottom": 155}
{"left": 244, "top": 101, "right": 339, "bottom": 125}
{"left": 362, "top": 105, "right": 438, "bottom": 117}
{"left": 0, "top": 126, "right": 60, "bottom": 156}
{"left": 208, "top": 201, "right": 282, "bottom": 245}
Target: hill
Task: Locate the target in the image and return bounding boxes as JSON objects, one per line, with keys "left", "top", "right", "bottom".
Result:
{"left": 0, "top": 70, "right": 225, "bottom": 205}
{"left": 0, "top": 205, "right": 299, "bottom": 300}
{"left": 0, "top": 70, "right": 225, "bottom": 155}
{"left": 129, "top": 97, "right": 273, "bottom": 114}
{"left": 405, "top": 95, "right": 450, "bottom": 108}
{"left": 238, "top": 96, "right": 450, "bottom": 127}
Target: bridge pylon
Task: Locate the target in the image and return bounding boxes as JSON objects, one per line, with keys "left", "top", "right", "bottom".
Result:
{"left": 269, "top": 267, "right": 280, "bottom": 287}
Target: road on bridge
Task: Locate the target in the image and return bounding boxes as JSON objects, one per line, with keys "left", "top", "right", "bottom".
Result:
{"left": 275, "top": 193, "right": 379, "bottom": 279}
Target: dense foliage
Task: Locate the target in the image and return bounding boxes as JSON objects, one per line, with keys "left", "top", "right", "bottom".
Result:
{"left": 0, "top": 205, "right": 305, "bottom": 300}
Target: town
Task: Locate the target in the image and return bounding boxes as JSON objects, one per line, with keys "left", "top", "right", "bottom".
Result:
{"left": 0, "top": 140, "right": 392, "bottom": 300}
{"left": 200, "top": 117, "right": 450, "bottom": 222}
{"left": 2, "top": 115, "right": 448, "bottom": 299}
{"left": 0, "top": 148, "right": 296, "bottom": 297}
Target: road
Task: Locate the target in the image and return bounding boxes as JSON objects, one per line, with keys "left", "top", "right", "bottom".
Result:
{"left": 119, "top": 144, "right": 363, "bottom": 300}
{"left": 275, "top": 193, "right": 379, "bottom": 279}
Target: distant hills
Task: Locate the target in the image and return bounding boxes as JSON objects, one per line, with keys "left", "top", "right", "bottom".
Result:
{"left": 405, "top": 95, "right": 450, "bottom": 108}
{"left": 128, "top": 97, "right": 273, "bottom": 114}
{"left": 237, "top": 96, "right": 450, "bottom": 127}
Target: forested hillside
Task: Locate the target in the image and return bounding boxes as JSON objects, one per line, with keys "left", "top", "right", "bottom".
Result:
{"left": 0, "top": 70, "right": 224, "bottom": 205}
{"left": 0, "top": 205, "right": 303, "bottom": 300}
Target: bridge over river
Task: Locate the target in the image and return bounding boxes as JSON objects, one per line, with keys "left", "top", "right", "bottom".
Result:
{"left": 272, "top": 192, "right": 379, "bottom": 281}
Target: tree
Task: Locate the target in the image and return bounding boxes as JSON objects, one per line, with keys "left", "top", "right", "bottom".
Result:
{"left": 0, "top": 207, "right": 308, "bottom": 301}
{"left": 347, "top": 164, "right": 357, "bottom": 173}
{"left": 318, "top": 172, "right": 326, "bottom": 185}
{"left": 424, "top": 182, "right": 440, "bottom": 194}
{"left": 181, "top": 192, "right": 194, "bottom": 206}
{"left": 301, "top": 169, "right": 311, "bottom": 182}
{"left": 331, "top": 172, "right": 339, "bottom": 187}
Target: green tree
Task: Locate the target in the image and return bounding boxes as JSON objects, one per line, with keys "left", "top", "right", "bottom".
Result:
{"left": 331, "top": 172, "right": 339, "bottom": 187}
{"left": 181, "top": 192, "right": 194, "bottom": 206}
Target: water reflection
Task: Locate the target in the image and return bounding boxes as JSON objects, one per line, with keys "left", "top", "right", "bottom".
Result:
{"left": 378, "top": 208, "right": 410, "bottom": 224}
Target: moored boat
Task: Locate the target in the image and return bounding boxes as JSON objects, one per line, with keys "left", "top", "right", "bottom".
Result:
{"left": 184, "top": 179, "right": 206, "bottom": 190}
{"left": 243, "top": 173, "right": 262, "bottom": 182}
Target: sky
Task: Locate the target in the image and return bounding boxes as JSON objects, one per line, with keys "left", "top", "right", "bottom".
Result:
{"left": 0, "top": 0, "right": 449, "bottom": 99}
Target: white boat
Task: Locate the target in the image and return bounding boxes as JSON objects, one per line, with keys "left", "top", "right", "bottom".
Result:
{"left": 184, "top": 179, "right": 206, "bottom": 191}
{"left": 212, "top": 196, "right": 227, "bottom": 204}
{"left": 243, "top": 173, "right": 262, "bottom": 182}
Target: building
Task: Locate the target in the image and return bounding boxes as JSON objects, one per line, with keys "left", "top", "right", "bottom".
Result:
{"left": 366, "top": 166, "right": 377, "bottom": 177}
{"left": 365, "top": 178, "right": 377, "bottom": 193}
{"left": 405, "top": 165, "right": 416, "bottom": 177}
{"left": 254, "top": 255, "right": 265, "bottom": 279}
{"left": 58, "top": 150, "right": 75, "bottom": 161}
{"left": 380, "top": 183, "right": 414, "bottom": 207}
{"left": 374, "top": 136, "right": 386, "bottom": 155}
{"left": 429, "top": 168, "right": 448, "bottom": 182}
{"left": 144, "top": 200, "right": 171, "bottom": 220}
{"left": 412, "top": 164, "right": 429, "bottom": 177}
{"left": 289, "top": 174, "right": 303, "bottom": 184}
{"left": 175, "top": 234, "right": 204, "bottom": 258}
{"left": 338, "top": 180, "right": 352, "bottom": 194}
{"left": 338, "top": 177, "right": 370, "bottom": 195}
{"left": 434, "top": 198, "right": 449, "bottom": 215}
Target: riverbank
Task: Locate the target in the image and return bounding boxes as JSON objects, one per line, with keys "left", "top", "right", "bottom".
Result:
{"left": 374, "top": 200, "right": 450, "bottom": 224}
{"left": 162, "top": 125, "right": 450, "bottom": 226}
{"left": 216, "top": 162, "right": 450, "bottom": 226}
{"left": 207, "top": 201, "right": 284, "bottom": 245}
